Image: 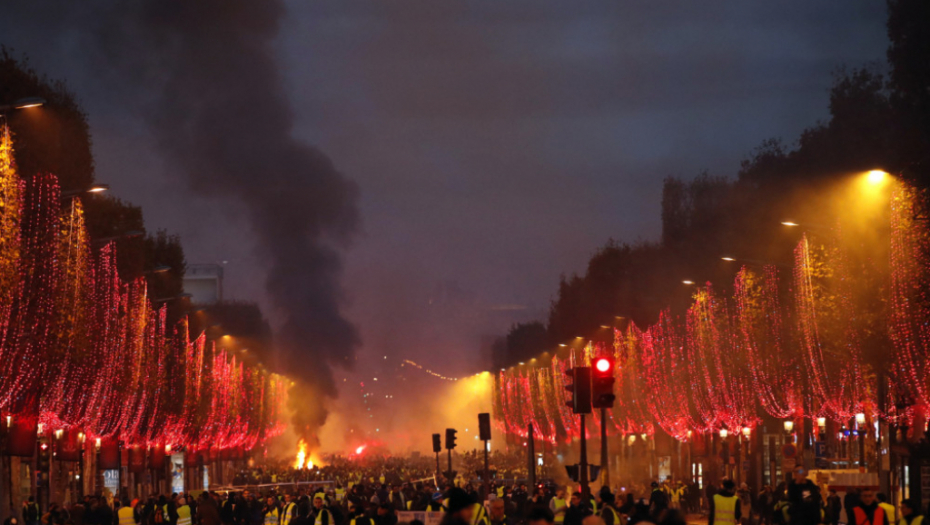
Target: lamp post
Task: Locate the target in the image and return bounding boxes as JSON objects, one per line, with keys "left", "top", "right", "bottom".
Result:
{"left": 856, "top": 413, "right": 867, "bottom": 469}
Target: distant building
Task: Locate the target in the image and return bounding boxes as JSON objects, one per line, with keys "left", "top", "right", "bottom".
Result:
{"left": 183, "top": 263, "right": 224, "bottom": 304}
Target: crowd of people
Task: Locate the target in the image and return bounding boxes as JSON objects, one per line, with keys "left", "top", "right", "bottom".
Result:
{"left": 5, "top": 460, "right": 924, "bottom": 525}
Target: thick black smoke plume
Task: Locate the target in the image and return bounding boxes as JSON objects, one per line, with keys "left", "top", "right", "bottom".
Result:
{"left": 127, "top": 2, "right": 362, "bottom": 398}
{"left": 5, "top": 1, "right": 361, "bottom": 438}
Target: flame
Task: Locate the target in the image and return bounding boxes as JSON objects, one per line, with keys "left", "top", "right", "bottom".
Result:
{"left": 355, "top": 445, "right": 365, "bottom": 455}
{"left": 295, "top": 439, "right": 308, "bottom": 469}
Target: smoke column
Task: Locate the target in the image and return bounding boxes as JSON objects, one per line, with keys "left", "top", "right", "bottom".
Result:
{"left": 136, "top": 1, "right": 361, "bottom": 438}
{"left": 5, "top": 0, "right": 362, "bottom": 442}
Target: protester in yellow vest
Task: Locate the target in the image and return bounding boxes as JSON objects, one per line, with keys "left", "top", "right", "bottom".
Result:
{"left": 117, "top": 500, "right": 136, "bottom": 525}
{"left": 471, "top": 502, "right": 489, "bottom": 525}
{"left": 878, "top": 494, "right": 896, "bottom": 525}
{"left": 899, "top": 499, "right": 924, "bottom": 525}
{"left": 550, "top": 488, "right": 568, "bottom": 524}
{"left": 313, "top": 497, "right": 333, "bottom": 525}
{"left": 176, "top": 499, "right": 193, "bottom": 525}
{"left": 281, "top": 494, "right": 298, "bottom": 525}
{"left": 598, "top": 491, "right": 621, "bottom": 525}
{"left": 709, "top": 480, "right": 740, "bottom": 525}
{"left": 671, "top": 483, "right": 685, "bottom": 510}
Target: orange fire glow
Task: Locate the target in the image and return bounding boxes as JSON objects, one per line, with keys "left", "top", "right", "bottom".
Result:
{"left": 295, "top": 440, "right": 308, "bottom": 469}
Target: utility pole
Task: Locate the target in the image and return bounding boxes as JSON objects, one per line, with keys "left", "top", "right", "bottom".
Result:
{"left": 600, "top": 406, "right": 609, "bottom": 487}
{"left": 479, "top": 413, "right": 492, "bottom": 499}
{"left": 580, "top": 413, "right": 589, "bottom": 499}
{"left": 527, "top": 424, "right": 536, "bottom": 489}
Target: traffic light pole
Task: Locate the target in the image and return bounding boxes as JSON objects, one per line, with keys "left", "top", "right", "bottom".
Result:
{"left": 447, "top": 448, "right": 452, "bottom": 480}
{"left": 436, "top": 452, "right": 440, "bottom": 478}
{"left": 483, "top": 440, "right": 490, "bottom": 498}
{"left": 600, "top": 406, "right": 609, "bottom": 487}
{"left": 580, "top": 413, "right": 589, "bottom": 500}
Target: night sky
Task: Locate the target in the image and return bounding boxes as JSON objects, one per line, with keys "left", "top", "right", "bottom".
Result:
{"left": 1, "top": 1, "right": 888, "bottom": 377}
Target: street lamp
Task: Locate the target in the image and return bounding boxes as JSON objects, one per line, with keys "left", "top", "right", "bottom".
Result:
{"left": 61, "top": 183, "right": 109, "bottom": 199}
{"left": 719, "top": 429, "right": 728, "bottom": 439}
{"left": 866, "top": 170, "right": 889, "bottom": 184}
{"left": 153, "top": 293, "right": 192, "bottom": 303}
{"left": 783, "top": 420, "right": 794, "bottom": 433}
{"left": 741, "top": 427, "right": 751, "bottom": 439}
{"left": 0, "top": 96, "right": 46, "bottom": 113}
{"left": 682, "top": 280, "right": 695, "bottom": 285}
{"left": 144, "top": 265, "right": 172, "bottom": 275}
{"left": 93, "top": 229, "right": 144, "bottom": 244}
{"left": 855, "top": 413, "right": 866, "bottom": 426}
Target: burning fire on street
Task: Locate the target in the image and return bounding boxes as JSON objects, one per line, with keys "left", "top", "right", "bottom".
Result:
{"left": 294, "top": 439, "right": 325, "bottom": 469}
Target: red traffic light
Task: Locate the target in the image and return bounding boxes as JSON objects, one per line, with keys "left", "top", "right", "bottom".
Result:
{"left": 595, "top": 358, "right": 611, "bottom": 373}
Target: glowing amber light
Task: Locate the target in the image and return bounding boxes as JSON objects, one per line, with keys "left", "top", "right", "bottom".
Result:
{"left": 866, "top": 170, "right": 888, "bottom": 184}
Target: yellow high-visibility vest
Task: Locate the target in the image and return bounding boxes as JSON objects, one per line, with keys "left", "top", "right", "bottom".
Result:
{"left": 471, "top": 504, "right": 489, "bottom": 525}
{"left": 177, "top": 506, "right": 192, "bottom": 525}
{"left": 282, "top": 503, "right": 298, "bottom": 525}
{"left": 900, "top": 517, "right": 924, "bottom": 525}
{"left": 551, "top": 498, "right": 567, "bottom": 524}
{"left": 712, "top": 494, "right": 737, "bottom": 525}
{"left": 880, "top": 503, "right": 897, "bottom": 525}
{"left": 263, "top": 508, "right": 279, "bottom": 525}
{"left": 118, "top": 507, "right": 136, "bottom": 525}
{"left": 601, "top": 506, "right": 620, "bottom": 525}
{"left": 314, "top": 509, "right": 332, "bottom": 525}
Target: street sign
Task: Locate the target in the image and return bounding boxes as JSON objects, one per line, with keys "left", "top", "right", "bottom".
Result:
{"left": 814, "top": 441, "right": 826, "bottom": 458}
{"left": 782, "top": 443, "right": 797, "bottom": 458}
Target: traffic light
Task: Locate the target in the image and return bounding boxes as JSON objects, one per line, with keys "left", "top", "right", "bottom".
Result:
{"left": 445, "top": 428, "right": 457, "bottom": 450}
{"left": 592, "top": 357, "right": 616, "bottom": 408}
{"left": 432, "top": 433, "right": 442, "bottom": 453}
{"left": 37, "top": 437, "right": 50, "bottom": 484}
{"left": 564, "top": 366, "right": 592, "bottom": 414}
{"left": 478, "top": 413, "right": 491, "bottom": 441}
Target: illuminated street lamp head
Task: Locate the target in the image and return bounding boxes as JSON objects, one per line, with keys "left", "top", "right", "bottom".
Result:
{"left": 741, "top": 427, "right": 751, "bottom": 438}
{"left": 88, "top": 183, "right": 110, "bottom": 193}
{"left": 781, "top": 221, "right": 799, "bottom": 227}
{"left": 855, "top": 412, "right": 866, "bottom": 425}
{"left": 719, "top": 429, "right": 728, "bottom": 438}
{"left": 866, "top": 170, "right": 889, "bottom": 184}
{"left": 721, "top": 257, "right": 735, "bottom": 262}
{"left": 682, "top": 280, "right": 695, "bottom": 285}
{"left": 13, "top": 96, "right": 46, "bottom": 109}
{"left": 783, "top": 420, "right": 794, "bottom": 433}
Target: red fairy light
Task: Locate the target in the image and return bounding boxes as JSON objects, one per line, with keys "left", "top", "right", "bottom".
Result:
{"left": 0, "top": 124, "right": 287, "bottom": 452}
